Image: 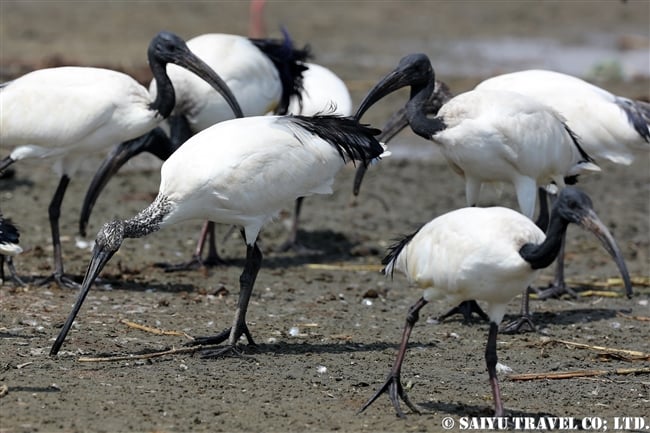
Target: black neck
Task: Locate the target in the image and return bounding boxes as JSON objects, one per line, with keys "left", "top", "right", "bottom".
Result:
{"left": 405, "top": 80, "right": 446, "bottom": 140}
{"left": 148, "top": 56, "right": 175, "bottom": 118}
{"left": 519, "top": 208, "right": 569, "bottom": 269}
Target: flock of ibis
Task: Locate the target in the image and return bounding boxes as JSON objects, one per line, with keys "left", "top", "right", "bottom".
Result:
{"left": 1, "top": 9, "right": 647, "bottom": 420}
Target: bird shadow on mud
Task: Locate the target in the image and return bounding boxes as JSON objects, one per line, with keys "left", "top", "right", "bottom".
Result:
{"left": 523, "top": 306, "right": 624, "bottom": 327}
{"left": 416, "top": 400, "right": 559, "bottom": 424}
{"left": 72, "top": 339, "right": 435, "bottom": 362}
{"left": 439, "top": 306, "right": 623, "bottom": 330}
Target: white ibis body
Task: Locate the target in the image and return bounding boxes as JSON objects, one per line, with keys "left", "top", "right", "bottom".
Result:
{"left": 474, "top": 69, "right": 649, "bottom": 301}
{"left": 79, "top": 30, "right": 310, "bottom": 268}
{"left": 475, "top": 69, "right": 650, "bottom": 166}
{"left": 288, "top": 62, "right": 353, "bottom": 116}
{"left": 354, "top": 65, "right": 642, "bottom": 323}
{"left": 0, "top": 31, "right": 242, "bottom": 288}
{"left": 0, "top": 211, "right": 23, "bottom": 285}
{"left": 359, "top": 187, "right": 631, "bottom": 418}
{"left": 353, "top": 69, "right": 650, "bottom": 196}
{"left": 50, "top": 114, "right": 385, "bottom": 356}
{"left": 279, "top": 61, "right": 353, "bottom": 252}
{"left": 356, "top": 53, "right": 599, "bottom": 220}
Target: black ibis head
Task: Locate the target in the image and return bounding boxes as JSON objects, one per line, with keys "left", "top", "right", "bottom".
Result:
{"left": 527, "top": 187, "right": 633, "bottom": 298}
{"left": 355, "top": 53, "right": 434, "bottom": 121}
{"left": 50, "top": 220, "right": 126, "bottom": 356}
{"left": 147, "top": 31, "right": 244, "bottom": 119}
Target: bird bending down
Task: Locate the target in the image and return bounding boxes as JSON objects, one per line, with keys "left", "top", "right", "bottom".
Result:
{"left": 358, "top": 187, "right": 631, "bottom": 418}
{"left": 0, "top": 211, "right": 24, "bottom": 285}
{"left": 79, "top": 29, "right": 311, "bottom": 270}
{"left": 49, "top": 114, "right": 386, "bottom": 356}
{"left": 353, "top": 54, "right": 635, "bottom": 330}
{"left": 0, "top": 31, "right": 242, "bottom": 289}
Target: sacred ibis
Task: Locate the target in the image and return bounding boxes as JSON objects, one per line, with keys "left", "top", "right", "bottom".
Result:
{"left": 49, "top": 113, "right": 386, "bottom": 356}
{"left": 0, "top": 211, "right": 24, "bottom": 285}
{"left": 355, "top": 53, "right": 599, "bottom": 225}
{"left": 0, "top": 31, "right": 242, "bottom": 288}
{"left": 78, "top": 29, "right": 311, "bottom": 268}
{"left": 354, "top": 55, "right": 638, "bottom": 329}
{"left": 278, "top": 61, "right": 353, "bottom": 252}
{"left": 475, "top": 69, "right": 649, "bottom": 300}
{"left": 354, "top": 66, "right": 645, "bottom": 327}
{"left": 358, "top": 187, "right": 631, "bottom": 418}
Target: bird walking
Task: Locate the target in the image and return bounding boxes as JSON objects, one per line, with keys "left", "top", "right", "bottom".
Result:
{"left": 358, "top": 187, "right": 631, "bottom": 418}
{"left": 0, "top": 211, "right": 24, "bottom": 286}
{"left": 78, "top": 29, "right": 311, "bottom": 269}
{"left": 0, "top": 31, "right": 242, "bottom": 289}
{"left": 50, "top": 113, "right": 386, "bottom": 356}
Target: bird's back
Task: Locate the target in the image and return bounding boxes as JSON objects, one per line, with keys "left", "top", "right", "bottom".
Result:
{"left": 1, "top": 67, "right": 154, "bottom": 159}
{"left": 387, "top": 206, "right": 545, "bottom": 308}
{"left": 157, "top": 115, "right": 382, "bottom": 239}
{"left": 434, "top": 88, "right": 595, "bottom": 186}
{"left": 288, "top": 63, "right": 353, "bottom": 116}
{"left": 476, "top": 70, "right": 649, "bottom": 164}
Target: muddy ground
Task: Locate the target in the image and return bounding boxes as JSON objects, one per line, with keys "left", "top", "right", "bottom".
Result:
{"left": 1, "top": 2, "right": 649, "bottom": 432}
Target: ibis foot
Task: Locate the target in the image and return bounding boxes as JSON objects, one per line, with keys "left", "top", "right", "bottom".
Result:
{"left": 532, "top": 282, "right": 578, "bottom": 300}
{"left": 500, "top": 315, "right": 536, "bottom": 334}
{"left": 1, "top": 257, "right": 26, "bottom": 286}
{"left": 187, "top": 324, "right": 257, "bottom": 358}
{"left": 358, "top": 373, "right": 421, "bottom": 418}
{"left": 38, "top": 272, "right": 81, "bottom": 290}
{"left": 438, "top": 300, "right": 489, "bottom": 324}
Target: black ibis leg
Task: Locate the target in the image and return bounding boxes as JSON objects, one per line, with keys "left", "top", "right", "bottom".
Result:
{"left": 200, "top": 241, "right": 262, "bottom": 358}
{"left": 1, "top": 256, "right": 26, "bottom": 286}
{"left": 486, "top": 321, "right": 505, "bottom": 417}
{"left": 358, "top": 297, "right": 428, "bottom": 418}
{"left": 39, "top": 175, "right": 80, "bottom": 289}
{"left": 532, "top": 234, "right": 579, "bottom": 299}
{"left": 500, "top": 287, "right": 537, "bottom": 334}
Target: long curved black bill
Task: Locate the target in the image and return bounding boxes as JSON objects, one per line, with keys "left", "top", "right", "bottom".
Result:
{"left": 172, "top": 48, "right": 244, "bottom": 119}
{"left": 355, "top": 53, "right": 432, "bottom": 121}
{"left": 353, "top": 77, "right": 452, "bottom": 196}
{"left": 353, "top": 107, "right": 410, "bottom": 196}
{"left": 580, "top": 209, "right": 633, "bottom": 298}
{"left": 79, "top": 128, "right": 171, "bottom": 237}
{"left": 50, "top": 245, "right": 116, "bottom": 356}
